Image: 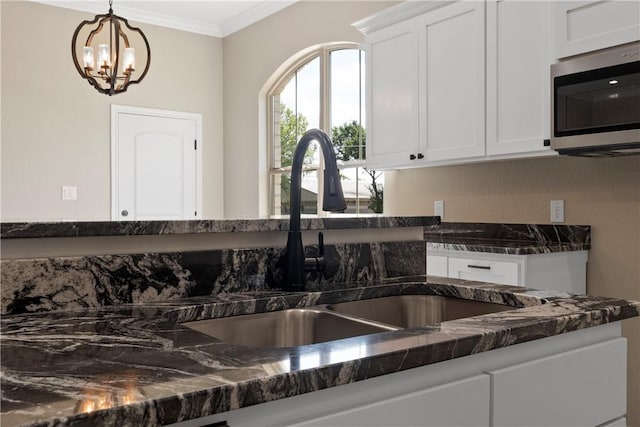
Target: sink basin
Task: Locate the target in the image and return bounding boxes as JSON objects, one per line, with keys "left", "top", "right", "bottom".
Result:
{"left": 182, "top": 308, "right": 396, "bottom": 348}
{"left": 327, "top": 295, "right": 514, "bottom": 328}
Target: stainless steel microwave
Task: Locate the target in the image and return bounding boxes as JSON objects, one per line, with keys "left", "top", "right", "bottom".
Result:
{"left": 551, "top": 41, "right": 640, "bottom": 157}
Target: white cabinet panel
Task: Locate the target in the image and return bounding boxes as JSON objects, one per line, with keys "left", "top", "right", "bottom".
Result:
{"left": 427, "top": 255, "right": 448, "bottom": 277}
{"left": 490, "top": 338, "right": 627, "bottom": 426}
{"left": 418, "top": 1, "right": 485, "bottom": 162}
{"left": 448, "top": 256, "right": 520, "bottom": 285}
{"left": 601, "top": 417, "right": 627, "bottom": 427}
{"left": 294, "top": 375, "right": 490, "bottom": 427}
{"left": 365, "top": 23, "right": 420, "bottom": 169}
{"left": 486, "top": 0, "right": 553, "bottom": 156}
{"left": 555, "top": 0, "right": 640, "bottom": 58}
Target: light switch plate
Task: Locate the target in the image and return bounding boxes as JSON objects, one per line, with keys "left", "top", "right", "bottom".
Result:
{"left": 62, "top": 186, "right": 77, "bottom": 201}
{"left": 434, "top": 200, "right": 444, "bottom": 219}
{"left": 550, "top": 200, "right": 564, "bottom": 223}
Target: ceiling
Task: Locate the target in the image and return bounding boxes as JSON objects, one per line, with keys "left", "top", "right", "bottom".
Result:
{"left": 34, "top": 0, "right": 298, "bottom": 37}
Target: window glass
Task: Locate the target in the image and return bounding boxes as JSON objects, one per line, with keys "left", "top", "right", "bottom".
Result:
{"left": 269, "top": 46, "right": 383, "bottom": 216}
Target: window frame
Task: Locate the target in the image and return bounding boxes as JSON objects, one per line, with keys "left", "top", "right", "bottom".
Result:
{"left": 267, "top": 42, "right": 366, "bottom": 217}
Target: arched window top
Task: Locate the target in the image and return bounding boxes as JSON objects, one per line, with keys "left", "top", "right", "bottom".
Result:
{"left": 267, "top": 42, "right": 384, "bottom": 216}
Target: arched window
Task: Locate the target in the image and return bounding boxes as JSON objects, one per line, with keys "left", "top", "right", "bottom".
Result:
{"left": 268, "top": 43, "right": 383, "bottom": 216}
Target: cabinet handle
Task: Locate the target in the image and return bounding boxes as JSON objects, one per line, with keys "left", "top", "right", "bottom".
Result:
{"left": 417, "top": 153, "right": 424, "bottom": 159}
{"left": 409, "top": 154, "right": 416, "bottom": 160}
{"left": 467, "top": 264, "right": 491, "bottom": 270}
{"left": 543, "top": 139, "right": 551, "bottom": 147}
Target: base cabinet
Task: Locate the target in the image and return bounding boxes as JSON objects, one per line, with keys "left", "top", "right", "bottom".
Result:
{"left": 427, "top": 249, "right": 588, "bottom": 294}
{"left": 169, "top": 324, "right": 625, "bottom": 427}
{"left": 491, "top": 338, "right": 627, "bottom": 426}
{"left": 294, "top": 375, "right": 490, "bottom": 426}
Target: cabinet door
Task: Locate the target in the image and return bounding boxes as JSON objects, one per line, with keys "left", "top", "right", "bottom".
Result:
{"left": 490, "top": 338, "right": 627, "bottom": 426}
{"left": 554, "top": 0, "right": 640, "bottom": 58}
{"left": 365, "top": 22, "right": 420, "bottom": 169}
{"left": 293, "top": 374, "right": 490, "bottom": 426}
{"left": 418, "top": 1, "right": 485, "bottom": 162}
{"left": 486, "top": 0, "right": 553, "bottom": 156}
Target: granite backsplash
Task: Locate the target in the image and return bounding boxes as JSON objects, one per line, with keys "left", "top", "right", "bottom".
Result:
{"left": 1, "top": 241, "right": 426, "bottom": 315}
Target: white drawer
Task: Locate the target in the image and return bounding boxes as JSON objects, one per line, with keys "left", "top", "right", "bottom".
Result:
{"left": 448, "top": 256, "right": 520, "bottom": 285}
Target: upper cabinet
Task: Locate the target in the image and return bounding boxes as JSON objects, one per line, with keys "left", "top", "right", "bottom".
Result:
{"left": 554, "top": 0, "right": 640, "bottom": 59}
{"left": 355, "top": 0, "right": 556, "bottom": 170}
{"left": 365, "top": 23, "right": 420, "bottom": 169}
{"left": 486, "top": 0, "right": 553, "bottom": 156}
{"left": 418, "top": 1, "right": 486, "bottom": 162}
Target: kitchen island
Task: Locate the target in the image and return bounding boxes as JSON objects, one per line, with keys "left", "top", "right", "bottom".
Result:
{"left": 1, "top": 276, "right": 638, "bottom": 426}
{"left": 3, "top": 217, "right": 629, "bottom": 426}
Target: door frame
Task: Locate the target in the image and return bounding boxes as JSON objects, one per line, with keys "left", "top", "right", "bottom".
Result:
{"left": 110, "top": 104, "right": 203, "bottom": 221}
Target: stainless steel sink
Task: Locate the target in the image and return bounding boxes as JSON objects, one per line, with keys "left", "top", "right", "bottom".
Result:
{"left": 327, "top": 295, "right": 514, "bottom": 328}
{"left": 182, "top": 308, "right": 396, "bottom": 348}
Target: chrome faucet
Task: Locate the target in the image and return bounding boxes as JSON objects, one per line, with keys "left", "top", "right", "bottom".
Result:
{"left": 282, "top": 129, "right": 346, "bottom": 292}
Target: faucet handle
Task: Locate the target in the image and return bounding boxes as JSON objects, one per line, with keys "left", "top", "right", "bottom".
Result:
{"left": 318, "top": 232, "right": 324, "bottom": 257}
{"left": 304, "top": 232, "right": 327, "bottom": 273}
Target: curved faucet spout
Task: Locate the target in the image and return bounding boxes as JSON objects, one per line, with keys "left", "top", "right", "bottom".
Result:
{"left": 283, "top": 129, "right": 346, "bottom": 291}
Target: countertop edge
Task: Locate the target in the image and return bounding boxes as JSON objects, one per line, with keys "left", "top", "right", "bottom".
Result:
{"left": 0, "top": 216, "right": 440, "bottom": 239}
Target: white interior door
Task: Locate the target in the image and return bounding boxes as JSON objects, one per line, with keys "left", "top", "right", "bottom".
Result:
{"left": 111, "top": 105, "right": 202, "bottom": 221}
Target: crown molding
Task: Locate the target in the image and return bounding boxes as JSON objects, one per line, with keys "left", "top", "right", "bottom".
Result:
{"left": 219, "top": 1, "right": 296, "bottom": 37}
{"left": 352, "top": 0, "right": 449, "bottom": 35}
{"left": 32, "top": 0, "right": 296, "bottom": 37}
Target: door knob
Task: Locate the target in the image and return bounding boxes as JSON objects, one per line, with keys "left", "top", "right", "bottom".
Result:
{"left": 121, "top": 210, "right": 129, "bottom": 217}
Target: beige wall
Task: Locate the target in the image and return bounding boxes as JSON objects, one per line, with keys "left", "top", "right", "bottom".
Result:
{"left": 385, "top": 155, "right": 640, "bottom": 424}
{"left": 1, "top": 1, "right": 224, "bottom": 221}
{"left": 222, "top": 1, "right": 397, "bottom": 218}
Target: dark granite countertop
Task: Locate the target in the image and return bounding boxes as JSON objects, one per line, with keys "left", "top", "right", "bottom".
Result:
{"left": 424, "top": 222, "right": 591, "bottom": 255}
{"left": 2, "top": 276, "right": 638, "bottom": 427}
{"left": 0, "top": 216, "right": 439, "bottom": 239}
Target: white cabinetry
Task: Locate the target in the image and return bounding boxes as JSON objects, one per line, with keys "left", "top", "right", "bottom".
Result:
{"left": 490, "top": 338, "right": 627, "bottom": 426}
{"left": 554, "top": 0, "right": 640, "bottom": 59}
{"left": 365, "top": 23, "right": 420, "bottom": 169}
{"left": 356, "top": 1, "right": 555, "bottom": 170}
{"left": 427, "top": 249, "right": 588, "bottom": 293}
{"left": 294, "top": 375, "right": 490, "bottom": 426}
{"left": 486, "top": 0, "right": 553, "bottom": 156}
{"left": 418, "top": 1, "right": 485, "bottom": 162}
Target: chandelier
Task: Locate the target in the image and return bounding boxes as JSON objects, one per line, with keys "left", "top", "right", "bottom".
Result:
{"left": 71, "top": 0, "right": 150, "bottom": 95}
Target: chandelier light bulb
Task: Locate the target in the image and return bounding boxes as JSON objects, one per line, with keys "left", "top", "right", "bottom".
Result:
{"left": 97, "top": 44, "right": 111, "bottom": 68}
{"left": 123, "top": 48, "right": 135, "bottom": 73}
{"left": 82, "top": 46, "right": 94, "bottom": 70}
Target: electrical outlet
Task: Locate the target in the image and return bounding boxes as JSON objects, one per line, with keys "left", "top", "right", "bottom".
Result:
{"left": 62, "top": 186, "right": 77, "bottom": 201}
{"left": 434, "top": 200, "right": 444, "bottom": 219}
{"left": 550, "top": 200, "right": 564, "bottom": 223}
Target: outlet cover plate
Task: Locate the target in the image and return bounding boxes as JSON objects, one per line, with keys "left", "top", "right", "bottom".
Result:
{"left": 550, "top": 200, "right": 564, "bottom": 223}
{"left": 434, "top": 200, "right": 444, "bottom": 219}
{"left": 62, "top": 186, "right": 77, "bottom": 201}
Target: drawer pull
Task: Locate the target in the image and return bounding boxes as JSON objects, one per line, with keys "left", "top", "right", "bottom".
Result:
{"left": 467, "top": 264, "right": 491, "bottom": 270}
